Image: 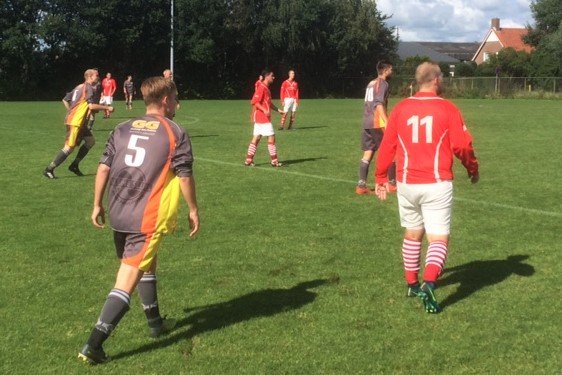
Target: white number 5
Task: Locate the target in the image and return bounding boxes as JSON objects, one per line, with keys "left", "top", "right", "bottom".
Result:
{"left": 407, "top": 115, "right": 433, "bottom": 143}
{"left": 125, "top": 135, "right": 149, "bottom": 167}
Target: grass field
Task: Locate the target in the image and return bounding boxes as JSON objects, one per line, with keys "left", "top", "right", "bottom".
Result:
{"left": 0, "top": 98, "right": 560, "bottom": 374}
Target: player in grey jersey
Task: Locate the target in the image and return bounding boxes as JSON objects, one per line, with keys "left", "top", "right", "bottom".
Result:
{"left": 123, "top": 75, "right": 134, "bottom": 110}
{"left": 78, "top": 77, "right": 199, "bottom": 365}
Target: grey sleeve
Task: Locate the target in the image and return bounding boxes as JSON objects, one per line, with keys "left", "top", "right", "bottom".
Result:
{"left": 171, "top": 131, "right": 194, "bottom": 177}
{"left": 100, "top": 131, "right": 116, "bottom": 167}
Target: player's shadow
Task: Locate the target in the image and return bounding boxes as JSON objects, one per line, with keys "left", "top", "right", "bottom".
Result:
{"left": 190, "top": 134, "right": 219, "bottom": 138}
{"left": 438, "top": 255, "right": 534, "bottom": 308}
{"left": 290, "top": 126, "right": 328, "bottom": 130}
{"left": 280, "top": 157, "right": 327, "bottom": 166}
{"left": 111, "top": 279, "right": 329, "bottom": 361}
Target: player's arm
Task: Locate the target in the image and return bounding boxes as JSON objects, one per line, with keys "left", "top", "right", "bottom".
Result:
{"left": 270, "top": 102, "right": 284, "bottom": 114}
{"left": 280, "top": 82, "right": 286, "bottom": 102}
{"left": 173, "top": 133, "right": 199, "bottom": 237}
{"left": 179, "top": 176, "right": 199, "bottom": 237}
{"left": 374, "top": 112, "right": 399, "bottom": 200}
{"left": 374, "top": 104, "right": 388, "bottom": 127}
{"left": 88, "top": 103, "right": 114, "bottom": 113}
{"left": 449, "top": 109, "right": 479, "bottom": 183}
{"left": 62, "top": 99, "right": 70, "bottom": 110}
{"left": 110, "top": 80, "right": 117, "bottom": 96}
{"left": 92, "top": 163, "right": 110, "bottom": 228}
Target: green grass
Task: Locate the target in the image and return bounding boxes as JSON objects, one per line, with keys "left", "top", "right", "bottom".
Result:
{"left": 0, "top": 98, "right": 560, "bottom": 374}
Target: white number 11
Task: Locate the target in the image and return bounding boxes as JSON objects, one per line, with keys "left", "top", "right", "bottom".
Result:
{"left": 407, "top": 115, "right": 433, "bottom": 143}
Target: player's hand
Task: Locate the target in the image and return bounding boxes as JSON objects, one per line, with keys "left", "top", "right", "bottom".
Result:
{"left": 278, "top": 109, "right": 285, "bottom": 115}
{"left": 469, "top": 171, "right": 479, "bottom": 184}
{"left": 92, "top": 205, "right": 105, "bottom": 228}
{"left": 375, "top": 183, "right": 388, "bottom": 201}
{"left": 108, "top": 106, "right": 114, "bottom": 113}
{"left": 188, "top": 210, "right": 200, "bottom": 238}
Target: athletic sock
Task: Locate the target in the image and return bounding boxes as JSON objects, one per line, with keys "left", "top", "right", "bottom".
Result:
{"left": 71, "top": 144, "right": 91, "bottom": 165}
{"left": 358, "top": 159, "right": 370, "bottom": 183}
{"left": 402, "top": 239, "right": 422, "bottom": 285}
{"left": 268, "top": 141, "right": 278, "bottom": 164}
{"left": 47, "top": 149, "right": 71, "bottom": 170}
{"left": 288, "top": 113, "right": 295, "bottom": 128}
{"left": 280, "top": 113, "right": 287, "bottom": 127}
{"left": 423, "top": 241, "right": 448, "bottom": 283}
{"left": 88, "top": 288, "right": 131, "bottom": 348}
{"left": 246, "top": 142, "right": 258, "bottom": 164}
{"left": 137, "top": 274, "right": 162, "bottom": 327}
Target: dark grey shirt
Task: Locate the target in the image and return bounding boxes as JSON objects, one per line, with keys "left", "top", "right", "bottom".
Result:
{"left": 100, "top": 115, "right": 194, "bottom": 233}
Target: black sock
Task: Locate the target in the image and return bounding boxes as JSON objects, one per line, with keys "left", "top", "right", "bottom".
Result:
{"left": 137, "top": 274, "right": 162, "bottom": 327}
{"left": 358, "top": 159, "right": 370, "bottom": 184}
{"left": 88, "top": 289, "right": 130, "bottom": 348}
{"left": 47, "top": 149, "right": 70, "bottom": 170}
{"left": 72, "top": 144, "right": 91, "bottom": 165}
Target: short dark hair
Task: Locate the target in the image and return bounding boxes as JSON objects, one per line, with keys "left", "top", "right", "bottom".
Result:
{"left": 376, "top": 61, "right": 392, "bottom": 74}
{"left": 261, "top": 68, "right": 274, "bottom": 78}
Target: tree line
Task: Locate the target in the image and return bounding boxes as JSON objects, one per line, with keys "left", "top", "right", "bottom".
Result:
{"left": 0, "top": 0, "right": 396, "bottom": 100}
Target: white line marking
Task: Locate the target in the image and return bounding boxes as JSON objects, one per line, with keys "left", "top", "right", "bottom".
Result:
{"left": 196, "top": 156, "right": 562, "bottom": 218}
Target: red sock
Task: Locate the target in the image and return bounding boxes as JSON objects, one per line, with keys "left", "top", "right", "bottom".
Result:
{"left": 268, "top": 141, "right": 278, "bottom": 164}
{"left": 423, "top": 241, "right": 448, "bottom": 283}
{"left": 402, "top": 239, "right": 422, "bottom": 285}
{"left": 246, "top": 142, "right": 258, "bottom": 164}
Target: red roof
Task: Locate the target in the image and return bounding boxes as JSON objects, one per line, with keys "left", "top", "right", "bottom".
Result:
{"left": 495, "top": 28, "right": 533, "bottom": 53}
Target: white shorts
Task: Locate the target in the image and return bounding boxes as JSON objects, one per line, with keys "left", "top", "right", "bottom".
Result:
{"left": 396, "top": 181, "right": 453, "bottom": 235}
{"left": 253, "top": 122, "right": 275, "bottom": 137}
{"left": 100, "top": 96, "right": 113, "bottom": 105}
{"left": 283, "top": 98, "right": 298, "bottom": 113}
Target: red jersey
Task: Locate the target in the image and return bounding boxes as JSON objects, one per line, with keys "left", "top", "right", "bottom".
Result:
{"left": 375, "top": 92, "right": 478, "bottom": 184}
{"left": 251, "top": 81, "right": 272, "bottom": 123}
{"left": 102, "top": 78, "right": 117, "bottom": 96}
{"left": 280, "top": 79, "right": 299, "bottom": 102}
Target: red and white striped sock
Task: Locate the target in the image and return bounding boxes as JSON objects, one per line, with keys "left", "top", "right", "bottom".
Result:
{"left": 246, "top": 142, "right": 258, "bottom": 164}
{"left": 423, "top": 241, "right": 448, "bottom": 283}
{"left": 268, "top": 141, "right": 278, "bottom": 164}
{"left": 402, "top": 239, "right": 422, "bottom": 285}
{"left": 280, "top": 114, "right": 287, "bottom": 127}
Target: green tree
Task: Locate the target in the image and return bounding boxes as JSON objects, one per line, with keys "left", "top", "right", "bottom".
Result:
{"left": 524, "top": 0, "right": 562, "bottom": 76}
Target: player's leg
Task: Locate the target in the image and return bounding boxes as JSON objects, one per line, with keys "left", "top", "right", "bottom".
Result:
{"left": 387, "top": 161, "right": 397, "bottom": 192}
{"left": 287, "top": 100, "right": 297, "bottom": 130}
{"left": 69, "top": 131, "right": 95, "bottom": 176}
{"left": 279, "top": 99, "right": 291, "bottom": 130}
{"left": 419, "top": 181, "right": 454, "bottom": 313}
{"left": 267, "top": 134, "right": 281, "bottom": 167}
{"left": 396, "top": 184, "right": 425, "bottom": 297}
{"left": 43, "top": 126, "right": 77, "bottom": 178}
{"left": 356, "top": 129, "right": 381, "bottom": 194}
{"left": 137, "top": 255, "right": 176, "bottom": 337}
{"left": 106, "top": 97, "right": 113, "bottom": 118}
{"left": 245, "top": 132, "right": 261, "bottom": 166}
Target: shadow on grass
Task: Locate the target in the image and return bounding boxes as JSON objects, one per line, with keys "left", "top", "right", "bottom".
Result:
{"left": 438, "top": 255, "right": 534, "bottom": 308}
{"left": 281, "top": 157, "right": 327, "bottom": 166}
{"left": 190, "top": 134, "right": 219, "bottom": 138}
{"left": 111, "top": 279, "right": 329, "bottom": 361}
{"left": 287, "top": 125, "right": 328, "bottom": 131}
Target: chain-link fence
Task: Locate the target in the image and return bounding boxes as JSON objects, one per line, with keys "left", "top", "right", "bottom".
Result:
{"left": 335, "top": 76, "right": 562, "bottom": 99}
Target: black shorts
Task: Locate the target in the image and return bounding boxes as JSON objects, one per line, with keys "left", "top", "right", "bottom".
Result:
{"left": 361, "top": 128, "right": 384, "bottom": 152}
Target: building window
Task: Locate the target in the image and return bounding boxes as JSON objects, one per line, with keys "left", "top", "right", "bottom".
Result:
{"left": 483, "top": 52, "right": 491, "bottom": 62}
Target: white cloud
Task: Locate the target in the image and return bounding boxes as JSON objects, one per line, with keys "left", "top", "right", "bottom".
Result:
{"left": 377, "top": 0, "right": 534, "bottom": 42}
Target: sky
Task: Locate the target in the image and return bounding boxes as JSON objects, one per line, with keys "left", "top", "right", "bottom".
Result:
{"left": 377, "top": 0, "right": 534, "bottom": 43}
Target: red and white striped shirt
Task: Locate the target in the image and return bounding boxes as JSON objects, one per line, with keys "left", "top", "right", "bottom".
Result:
{"left": 280, "top": 79, "right": 299, "bottom": 102}
{"left": 251, "top": 81, "right": 272, "bottom": 123}
{"left": 375, "top": 92, "right": 478, "bottom": 184}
